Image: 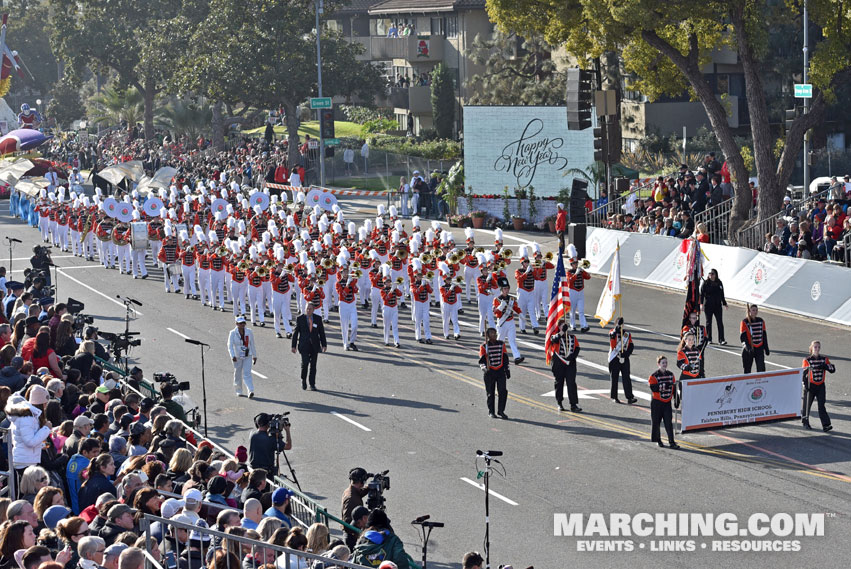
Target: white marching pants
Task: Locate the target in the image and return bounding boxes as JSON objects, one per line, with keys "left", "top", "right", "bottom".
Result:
{"left": 131, "top": 249, "right": 148, "bottom": 278}
{"left": 382, "top": 305, "right": 399, "bottom": 344}
{"left": 182, "top": 264, "right": 198, "bottom": 296}
{"left": 38, "top": 216, "right": 49, "bottom": 241}
{"left": 516, "top": 289, "right": 539, "bottom": 331}
{"left": 163, "top": 263, "right": 180, "bottom": 292}
{"left": 339, "top": 302, "right": 358, "bottom": 347}
{"left": 233, "top": 356, "right": 254, "bottom": 395}
{"left": 534, "top": 280, "right": 548, "bottom": 320}
{"left": 150, "top": 240, "right": 162, "bottom": 267}
{"left": 230, "top": 281, "right": 247, "bottom": 315}
{"left": 477, "top": 293, "right": 495, "bottom": 334}
{"left": 248, "top": 285, "right": 264, "bottom": 323}
{"left": 210, "top": 271, "right": 226, "bottom": 309}
{"left": 442, "top": 301, "right": 460, "bottom": 337}
{"left": 198, "top": 269, "right": 211, "bottom": 305}
{"left": 370, "top": 288, "right": 382, "bottom": 325}
{"left": 413, "top": 301, "right": 431, "bottom": 340}
{"left": 272, "top": 290, "right": 294, "bottom": 335}
{"left": 569, "top": 288, "right": 587, "bottom": 329}
{"left": 497, "top": 320, "right": 521, "bottom": 359}
{"left": 463, "top": 266, "right": 478, "bottom": 302}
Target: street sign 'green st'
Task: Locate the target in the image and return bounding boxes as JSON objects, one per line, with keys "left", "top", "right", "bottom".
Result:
{"left": 794, "top": 84, "right": 812, "bottom": 98}
{"left": 310, "top": 97, "right": 332, "bottom": 109}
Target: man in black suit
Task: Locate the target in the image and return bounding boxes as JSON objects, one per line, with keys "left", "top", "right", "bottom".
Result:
{"left": 291, "top": 302, "right": 327, "bottom": 390}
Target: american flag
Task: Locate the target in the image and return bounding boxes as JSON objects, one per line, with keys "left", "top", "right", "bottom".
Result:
{"left": 544, "top": 248, "right": 570, "bottom": 365}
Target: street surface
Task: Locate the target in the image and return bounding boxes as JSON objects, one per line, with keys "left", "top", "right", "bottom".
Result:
{"left": 3, "top": 196, "right": 850, "bottom": 569}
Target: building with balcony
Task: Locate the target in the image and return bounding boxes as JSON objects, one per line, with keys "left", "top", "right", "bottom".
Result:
{"left": 328, "top": 0, "right": 491, "bottom": 135}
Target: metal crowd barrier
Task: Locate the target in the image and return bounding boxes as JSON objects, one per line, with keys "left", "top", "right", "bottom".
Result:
{"left": 693, "top": 198, "right": 734, "bottom": 245}
{"left": 140, "top": 513, "right": 369, "bottom": 569}
{"left": 735, "top": 186, "right": 832, "bottom": 250}
{"left": 587, "top": 179, "right": 656, "bottom": 228}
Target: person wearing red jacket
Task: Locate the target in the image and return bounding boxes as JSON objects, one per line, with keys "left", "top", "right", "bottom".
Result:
{"left": 566, "top": 257, "right": 590, "bottom": 332}
{"left": 802, "top": 341, "right": 835, "bottom": 432}
{"left": 411, "top": 270, "right": 433, "bottom": 344}
{"left": 493, "top": 279, "right": 524, "bottom": 365}
{"left": 476, "top": 260, "right": 498, "bottom": 336}
{"left": 555, "top": 203, "right": 567, "bottom": 249}
{"left": 648, "top": 355, "right": 679, "bottom": 449}
{"left": 178, "top": 241, "right": 199, "bottom": 300}
{"left": 513, "top": 253, "right": 539, "bottom": 335}
{"left": 336, "top": 266, "right": 360, "bottom": 351}
{"left": 439, "top": 273, "right": 462, "bottom": 340}
{"left": 271, "top": 267, "right": 295, "bottom": 339}
{"left": 380, "top": 274, "right": 403, "bottom": 347}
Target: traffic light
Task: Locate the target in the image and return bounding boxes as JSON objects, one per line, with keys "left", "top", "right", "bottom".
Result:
{"left": 566, "top": 68, "right": 593, "bottom": 130}
{"left": 593, "top": 127, "right": 604, "bottom": 162}
{"left": 785, "top": 108, "right": 797, "bottom": 132}
{"left": 320, "top": 109, "right": 335, "bottom": 139}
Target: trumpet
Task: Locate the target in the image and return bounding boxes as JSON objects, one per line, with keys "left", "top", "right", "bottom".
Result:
{"left": 317, "top": 277, "right": 327, "bottom": 287}
{"left": 395, "top": 277, "right": 405, "bottom": 285}
{"left": 394, "top": 248, "right": 408, "bottom": 260}
{"left": 421, "top": 252, "right": 433, "bottom": 263}
{"left": 454, "top": 276, "right": 464, "bottom": 285}
{"left": 284, "top": 263, "right": 295, "bottom": 273}
{"left": 475, "top": 247, "right": 485, "bottom": 254}
{"left": 352, "top": 261, "right": 361, "bottom": 269}
{"left": 256, "top": 266, "right": 269, "bottom": 278}
{"left": 544, "top": 251, "right": 554, "bottom": 262}
{"left": 353, "top": 269, "right": 363, "bottom": 278}
{"left": 501, "top": 248, "right": 513, "bottom": 259}
{"left": 496, "top": 261, "right": 506, "bottom": 270}
{"left": 217, "top": 245, "right": 228, "bottom": 256}
{"left": 238, "top": 260, "right": 250, "bottom": 272}
{"left": 580, "top": 259, "right": 591, "bottom": 269}
{"left": 448, "top": 252, "right": 461, "bottom": 264}
{"left": 425, "top": 270, "right": 434, "bottom": 279}
{"left": 533, "top": 259, "right": 543, "bottom": 268}
{"left": 321, "top": 258, "right": 334, "bottom": 269}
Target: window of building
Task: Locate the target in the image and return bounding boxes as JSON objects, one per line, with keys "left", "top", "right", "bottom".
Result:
{"left": 446, "top": 15, "right": 457, "bottom": 38}
{"left": 371, "top": 18, "right": 393, "bottom": 36}
{"left": 716, "top": 74, "right": 730, "bottom": 95}
{"left": 430, "top": 17, "right": 444, "bottom": 35}
{"left": 326, "top": 19, "right": 342, "bottom": 33}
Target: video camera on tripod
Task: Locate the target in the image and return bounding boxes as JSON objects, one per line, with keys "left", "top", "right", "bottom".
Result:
{"left": 267, "top": 412, "right": 291, "bottom": 436}
{"left": 66, "top": 298, "right": 94, "bottom": 335}
{"left": 154, "top": 372, "right": 190, "bottom": 393}
{"left": 99, "top": 330, "right": 142, "bottom": 358}
{"left": 366, "top": 470, "right": 390, "bottom": 510}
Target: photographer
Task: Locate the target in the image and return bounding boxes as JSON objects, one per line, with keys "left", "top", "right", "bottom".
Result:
{"left": 341, "top": 468, "right": 370, "bottom": 528}
{"left": 247, "top": 413, "right": 291, "bottom": 476}
{"left": 159, "top": 382, "right": 188, "bottom": 424}
{"left": 30, "top": 246, "right": 52, "bottom": 287}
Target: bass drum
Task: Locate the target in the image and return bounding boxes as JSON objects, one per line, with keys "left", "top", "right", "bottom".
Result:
{"left": 130, "top": 221, "right": 149, "bottom": 251}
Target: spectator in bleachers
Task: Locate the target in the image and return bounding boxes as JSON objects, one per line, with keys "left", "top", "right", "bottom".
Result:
{"left": 241, "top": 499, "right": 262, "bottom": 531}
{"left": 77, "top": 455, "right": 117, "bottom": 511}
{"left": 6, "top": 387, "right": 51, "bottom": 474}
{"left": 77, "top": 535, "right": 106, "bottom": 569}
{"left": 102, "top": 543, "right": 127, "bottom": 569}
{"left": 263, "top": 488, "right": 293, "bottom": 530}
{"left": 33, "top": 486, "right": 64, "bottom": 524}
{"left": 56, "top": 516, "right": 89, "bottom": 569}
{"left": 117, "top": 547, "right": 144, "bottom": 569}
{"left": 18, "top": 466, "right": 49, "bottom": 504}
{"left": 351, "top": 509, "right": 409, "bottom": 569}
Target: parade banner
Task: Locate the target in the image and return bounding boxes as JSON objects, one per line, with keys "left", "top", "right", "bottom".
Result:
{"left": 680, "top": 368, "right": 804, "bottom": 432}
{"left": 721, "top": 253, "right": 806, "bottom": 305}
{"left": 585, "top": 229, "right": 627, "bottom": 274}
{"left": 463, "top": 106, "right": 595, "bottom": 198}
{"left": 761, "top": 260, "right": 851, "bottom": 320}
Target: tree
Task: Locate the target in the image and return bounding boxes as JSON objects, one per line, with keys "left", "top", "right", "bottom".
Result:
{"left": 87, "top": 85, "right": 144, "bottom": 127}
{"left": 48, "top": 0, "right": 192, "bottom": 140}
{"left": 430, "top": 63, "right": 455, "bottom": 139}
{"left": 486, "top": 0, "right": 851, "bottom": 239}
{"left": 171, "top": 0, "right": 383, "bottom": 156}
{"left": 156, "top": 97, "right": 213, "bottom": 140}
{"left": 467, "top": 31, "right": 566, "bottom": 105}
{"left": 46, "top": 77, "right": 85, "bottom": 129}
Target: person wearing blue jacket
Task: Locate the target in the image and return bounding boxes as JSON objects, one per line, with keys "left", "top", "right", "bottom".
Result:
{"left": 67, "top": 438, "right": 102, "bottom": 514}
{"left": 77, "top": 454, "right": 117, "bottom": 512}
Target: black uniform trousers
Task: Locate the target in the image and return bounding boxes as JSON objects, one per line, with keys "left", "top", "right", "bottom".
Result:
{"left": 484, "top": 369, "right": 508, "bottom": 414}
{"left": 552, "top": 359, "right": 578, "bottom": 406}
{"left": 609, "top": 358, "right": 634, "bottom": 399}
{"left": 300, "top": 350, "right": 319, "bottom": 387}
{"left": 704, "top": 304, "right": 725, "bottom": 342}
{"left": 650, "top": 399, "right": 676, "bottom": 444}
{"left": 742, "top": 346, "right": 766, "bottom": 374}
{"left": 803, "top": 383, "right": 831, "bottom": 428}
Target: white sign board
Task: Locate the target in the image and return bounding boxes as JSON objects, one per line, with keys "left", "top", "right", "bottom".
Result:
{"left": 463, "top": 106, "right": 595, "bottom": 198}
{"left": 680, "top": 368, "right": 804, "bottom": 433}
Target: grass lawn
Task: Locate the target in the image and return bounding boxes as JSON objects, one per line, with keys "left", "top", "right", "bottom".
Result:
{"left": 241, "top": 121, "right": 363, "bottom": 139}
{"left": 329, "top": 176, "right": 392, "bottom": 192}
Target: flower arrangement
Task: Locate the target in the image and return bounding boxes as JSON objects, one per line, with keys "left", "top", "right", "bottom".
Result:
{"left": 470, "top": 210, "right": 487, "bottom": 218}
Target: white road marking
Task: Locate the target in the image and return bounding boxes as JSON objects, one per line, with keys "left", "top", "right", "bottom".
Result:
{"left": 460, "top": 477, "right": 519, "bottom": 506}
{"left": 167, "top": 327, "right": 190, "bottom": 339}
{"left": 475, "top": 228, "right": 537, "bottom": 245}
{"left": 251, "top": 370, "right": 268, "bottom": 379}
{"left": 10, "top": 264, "right": 102, "bottom": 274}
{"left": 330, "top": 411, "right": 372, "bottom": 432}
{"left": 7, "top": 254, "right": 76, "bottom": 261}
{"left": 56, "top": 268, "right": 144, "bottom": 315}
{"left": 541, "top": 388, "right": 651, "bottom": 401}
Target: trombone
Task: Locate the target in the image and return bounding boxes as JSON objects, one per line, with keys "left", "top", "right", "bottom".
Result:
{"left": 256, "top": 266, "right": 269, "bottom": 278}
{"left": 321, "top": 258, "right": 334, "bottom": 269}
{"left": 448, "top": 252, "right": 461, "bottom": 264}
{"left": 237, "top": 260, "right": 250, "bottom": 272}
{"left": 394, "top": 248, "right": 409, "bottom": 260}
{"left": 425, "top": 270, "right": 434, "bottom": 279}
{"left": 501, "top": 248, "right": 513, "bottom": 259}
{"left": 544, "top": 251, "right": 554, "bottom": 262}
{"left": 454, "top": 276, "right": 464, "bottom": 285}
{"left": 421, "top": 252, "right": 433, "bottom": 263}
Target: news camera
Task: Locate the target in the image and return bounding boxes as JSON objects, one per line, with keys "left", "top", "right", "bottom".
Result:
{"left": 268, "top": 412, "right": 291, "bottom": 436}
{"left": 366, "top": 470, "right": 390, "bottom": 510}
{"left": 99, "top": 330, "right": 142, "bottom": 359}
{"left": 65, "top": 298, "right": 94, "bottom": 333}
{"left": 154, "top": 372, "right": 190, "bottom": 392}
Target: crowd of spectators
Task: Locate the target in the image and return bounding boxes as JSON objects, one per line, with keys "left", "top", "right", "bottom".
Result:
{"left": 762, "top": 191, "right": 851, "bottom": 261}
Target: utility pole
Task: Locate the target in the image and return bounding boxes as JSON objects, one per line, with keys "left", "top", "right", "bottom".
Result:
{"left": 315, "top": 0, "right": 326, "bottom": 186}
{"left": 803, "top": 0, "right": 809, "bottom": 196}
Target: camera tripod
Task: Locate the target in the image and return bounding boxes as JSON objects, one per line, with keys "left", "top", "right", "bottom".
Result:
{"left": 275, "top": 443, "right": 302, "bottom": 492}
{"left": 113, "top": 296, "right": 142, "bottom": 374}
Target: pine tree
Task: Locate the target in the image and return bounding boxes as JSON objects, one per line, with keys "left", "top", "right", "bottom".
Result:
{"left": 430, "top": 63, "right": 455, "bottom": 139}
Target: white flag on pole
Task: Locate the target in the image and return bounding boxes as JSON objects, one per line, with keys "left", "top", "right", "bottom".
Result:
{"left": 595, "top": 242, "right": 621, "bottom": 327}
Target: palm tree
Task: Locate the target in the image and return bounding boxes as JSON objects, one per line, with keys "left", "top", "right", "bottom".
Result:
{"left": 87, "top": 85, "right": 144, "bottom": 128}
{"left": 156, "top": 97, "right": 214, "bottom": 140}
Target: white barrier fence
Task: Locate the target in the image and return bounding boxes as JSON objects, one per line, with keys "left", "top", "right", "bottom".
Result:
{"left": 584, "top": 228, "right": 851, "bottom": 327}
